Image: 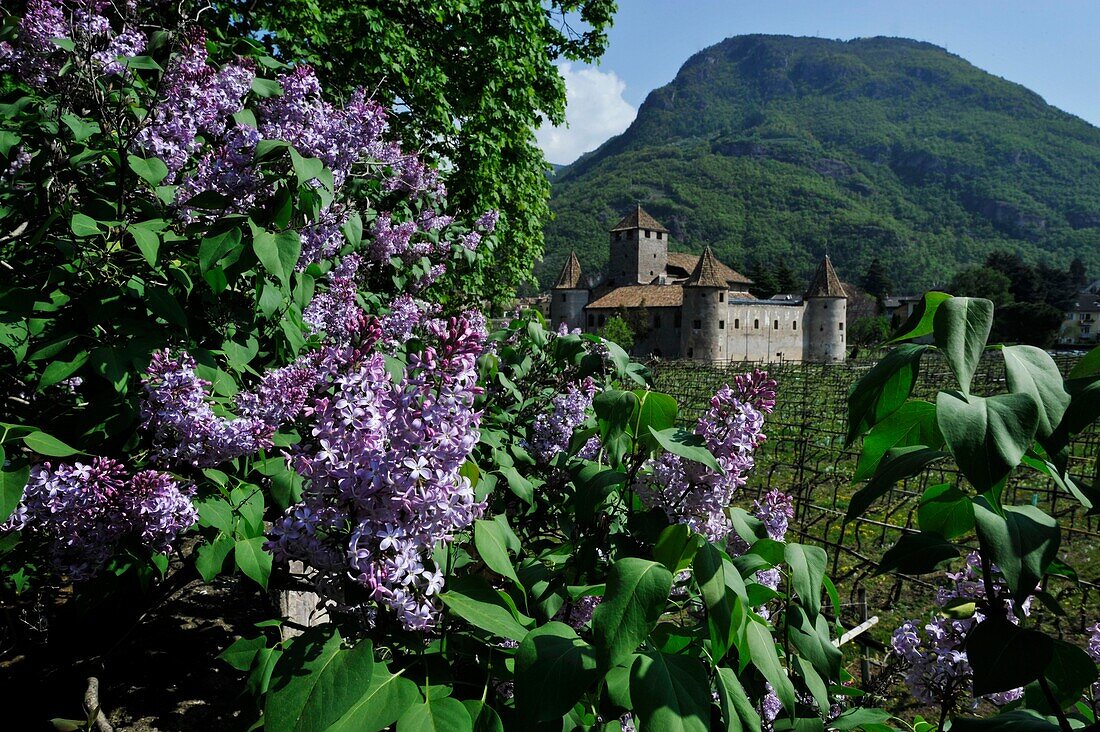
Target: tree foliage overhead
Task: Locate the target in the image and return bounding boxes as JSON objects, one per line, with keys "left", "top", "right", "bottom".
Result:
{"left": 542, "top": 34, "right": 1100, "bottom": 294}
{"left": 211, "top": 0, "right": 617, "bottom": 308}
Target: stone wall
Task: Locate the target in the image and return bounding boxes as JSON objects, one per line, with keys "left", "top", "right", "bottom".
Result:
{"left": 726, "top": 301, "right": 804, "bottom": 361}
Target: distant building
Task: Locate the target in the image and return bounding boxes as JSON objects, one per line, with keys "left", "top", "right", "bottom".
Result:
{"left": 1059, "top": 291, "right": 1100, "bottom": 345}
{"left": 549, "top": 205, "right": 847, "bottom": 362}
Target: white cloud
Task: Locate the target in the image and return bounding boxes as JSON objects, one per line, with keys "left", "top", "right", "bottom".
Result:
{"left": 536, "top": 63, "right": 637, "bottom": 166}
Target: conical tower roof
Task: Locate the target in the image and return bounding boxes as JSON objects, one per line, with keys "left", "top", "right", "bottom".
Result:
{"left": 684, "top": 246, "right": 728, "bottom": 288}
{"left": 611, "top": 204, "right": 669, "bottom": 233}
{"left": 804, "top": 255, "right": 846, "bottom": 298}
{"left": 552, "top": 251, "right": 584, "bottom": 289}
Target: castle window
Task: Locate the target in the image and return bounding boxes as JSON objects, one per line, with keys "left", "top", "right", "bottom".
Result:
{"left": 645, "top": 230, "right": 651, "bottom": 238}
{"left": 692, "top": 319, "right": 702, "bottom": 330}
{"left": 773, "top": 320, "right": 778, "bottom": 330}
{"left": 735, "top": 318, "right": 740, "bottom": 329}
{"left": 793, "top": 320, "right": 798, "bottom": 330}
{"left": 839, "top": 322, "right": 844, "bottom": 331}
{"left": 720, "top": 292, "right": 726, "bottom": 302}
{"left": 754, "top": 319, "right": 759, "bottom": 329}
{"left": 719, "top": 320, "right": 725, "bottom": 330}
{"left": 674, "top": 313, "right": 682, "bottom": 327}
{"left": 657, "top": 232, "right": 663, "bottom": 240}
{"left": 654, "top": 253, "right": 657, "bottom": 258}
{"left": 598, "top": 314, "right": 606, "bottom": 327}
{"left": 650, "top": 270, "right": 654, "bottom": 276}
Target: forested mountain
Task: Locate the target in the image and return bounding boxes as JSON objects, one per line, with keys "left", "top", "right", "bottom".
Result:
{"left": 539, "top": 35, "right": 1100, "bottom": 292}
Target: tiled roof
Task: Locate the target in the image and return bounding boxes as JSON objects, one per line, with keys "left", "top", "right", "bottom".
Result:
{"left": 611, "top": 204, "right": 669, "bottom": 233}
{"left": 552, "top": 251, "right": 583, "bottom": 289}
{"left": 805, "top": 255, "right": 847, "bottom": 298}
{"left": 586, "top": 285, "right": 684, "bottom": 309}
{"left": 1069, "top": 295, "right": 1100, "bottom": 313}
{"left": 685, "top": 246, "right": 730, "bottom": 288}
{"left": 666, "top": 252, "right": 753, "bottom": 286}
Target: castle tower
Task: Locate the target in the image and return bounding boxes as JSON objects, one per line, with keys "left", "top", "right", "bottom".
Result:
{"left": 549, "top": 251, "right": 588, "bottom": 332}
{"left": 803, "top": 255, "right": 847, "bottom": 363}
{"left": 608, "top": 204, "right": 669, "bottom": 285}
{"left": 680, "top": 246, "right": 728, "bottom": 361}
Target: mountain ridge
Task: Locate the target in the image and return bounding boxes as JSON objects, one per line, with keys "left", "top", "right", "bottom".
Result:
{"left": 539, "top": 34, "right": 1100, "bottom": 292}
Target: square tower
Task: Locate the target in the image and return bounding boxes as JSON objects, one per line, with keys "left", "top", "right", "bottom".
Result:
{"left": 608, "top": 205, "right": 669, "bottom": 285}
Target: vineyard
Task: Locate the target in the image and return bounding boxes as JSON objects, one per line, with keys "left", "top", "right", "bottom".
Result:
{"left": 652, "top": 354, "right": 1100, "bottom": 709}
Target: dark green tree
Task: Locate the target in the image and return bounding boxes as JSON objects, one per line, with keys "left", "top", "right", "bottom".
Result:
{"left": 849, "top": 315, "right": 891, "bottom": 347}
{"left": 746, "top": 258, "right": 781, "bottom": 299}
{"left": 949, "top": 266, "right": 1014, "bottom": 307}
{"left": 774, "top": 259, "right": 801, "bottom": 295}
{"left": 599, "top": 315, "right": 635, "bottom": 352}
{"left": 861, "top": 258, "right": 893, "bottom": 299}
{"left": 985, "top": 250, "right": 1044, "bottom": 303}
{"left": 1069, "top": 256, "right": 1089, "bottom": 289}
{"left": 210, "top": 0, "right": 618, "bottom": 308}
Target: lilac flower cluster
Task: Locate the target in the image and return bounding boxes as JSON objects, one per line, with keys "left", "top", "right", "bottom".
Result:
{"left": 638, "top": 381, "right": 768, "bottom": 541}
{"left": 528, "top": 377, "right": 598, "bottom": 464}
{"left": 136, "top": 29, "right": 254, "bottom": 177}
{"left": 1088, "top": 623, "right": 1100, "bottom": 713}
{"left": 1, "top": 0, "right": 70, "bottom": 85}
{"left": 746, "top": 489, "right": 795, "bottom": 594}
{"left": 142, "top": 350, "right": 322, "bottom": 467}
{"left": 268, "top": 306, "right": 488, "bottom": 630}
{"left": 303, "top": 254, "right": 368, "bottom": 344}
{"left": 891, "top": 552, "right": 1029, "bottom": 710}
{"left": 2, "top": 458, "right": 195, "bottom": 579}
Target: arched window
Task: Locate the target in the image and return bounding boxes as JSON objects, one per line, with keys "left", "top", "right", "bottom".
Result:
{"left": 754, "top": 319, "right": 759, "bottom": 329}
{"left": 793, "top": 320, "right": 798, "bottom": 330}
{"left": 773, "top": 320, "right": 778, "bottom": 330}
{"left": 734, "top": 319, "right": 740, "bottom": 329}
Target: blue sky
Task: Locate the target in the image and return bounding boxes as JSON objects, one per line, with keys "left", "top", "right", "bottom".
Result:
{"left": 536, "top": 0, "right": 1100, "bottom": 164}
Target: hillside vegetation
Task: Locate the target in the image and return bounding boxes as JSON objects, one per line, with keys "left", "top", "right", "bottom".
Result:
{"left": 540, "top": 35, "right": 1100, "bottom": 292}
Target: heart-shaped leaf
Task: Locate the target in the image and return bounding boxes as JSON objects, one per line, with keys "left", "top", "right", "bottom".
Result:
{"left": 937, "top": 391, "right": 1038, "bottom": 492}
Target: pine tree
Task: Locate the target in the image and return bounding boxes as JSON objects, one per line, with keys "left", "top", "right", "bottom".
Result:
{"left": 862, "top": 258, "right": 893, "bottom": 299}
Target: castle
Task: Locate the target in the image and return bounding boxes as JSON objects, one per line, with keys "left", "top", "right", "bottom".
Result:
{"left": 549, "top": 206, "right": 847, "bottom": 362}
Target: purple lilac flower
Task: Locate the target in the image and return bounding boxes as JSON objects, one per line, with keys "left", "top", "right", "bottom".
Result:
{"left": 1088, "top": 623, "right": 1100, "bottom": 714}
{"left": 2, "top": 458, "right": 194, "bottom": 579}
{"left": 269, "top": 306, "right": 488, "bottom": 630}
{"left": 303, "top": 254, "right": 368, "bottom": 343}
{"left": 732, "top": 369, "right": 778, "bottom": 414}
{"left": 176, "top": 125, "right": 266, "bottom": 217}
{"left": 890, "top": 552, "right": 1029, "bottom": 710}
{"left": 638, "top": 381, "right": 767, "bottom": 542}
{"left": 380, "top": 294, "right": 425, "bottom": 346}
{"left": 134, "top": 29, "right": 254, "bottom": 177}
{"left": 475, "top": 210, "right": 500, "bottom": 233}
{"left": 529, "top": 378, "right": 598, "bottom": 464}
{"left": 0, "top": 0, "right": 68, "bottom": 86}
{"left": 754, "top": 490, "right": 794, "bottom": 541}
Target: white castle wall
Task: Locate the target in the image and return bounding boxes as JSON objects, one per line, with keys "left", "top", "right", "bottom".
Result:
{"left": 726, "top": 301, "right": 805, "bottom": 361}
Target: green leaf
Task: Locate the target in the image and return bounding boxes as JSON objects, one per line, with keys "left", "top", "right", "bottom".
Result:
{"left": 38, "top": 352, "right": 89, "bottom": 389}
{"left": 889, "top": 291, "right": 952, "bottom": 343}
{"left": 972, "top": 498, "right": 1060, "bottom": 609}
{"left": 633, "top": 390, "right": 678, "bottom": 436}
{"left": 1068, "top": 345, "right": 1100, "bottom": 379}
{"left": 876, "top": 532, "right": 959, "bottom": 575}
{"left": 195, "top": 534, "right": 235, "bottom": 582}
{"left": 196, "top": 499, "right": 233, "bottom": 532}
{"left": 846, "top": 343, "right": 927, "bottom": 445}
{"left": 746, "top": 616, "right": 796, "bottom": 715}
{"left": 950, "top": 711, "right": 1061, "bottom": 732}
{"left": 199, "top": 229, "right": 243, "bottom": 273}
{"left": 716, "top": 666, "right": 762, "bottom": 732}
{"left": 234, "top": 536, "right": 272, "bottom": 590}
{"left": 853, "top": 400, "right": 940, "bottom": 481}
{"left": 784, "top": 543, "right": 827, "bottom": 619}
{"left": 0, "top": 460, "right": 29, "bottom": 524}
{"left": 847, "top": 446, "right": 948, "bottom": 519}
{"left": 396, "top": 696, "right": 472, "bottom": 732}
{"left": 127, "top": 155, "right": 169, "bottom": 186}
{"left": 219, "top": 635, "right": 267, "bottom": 672}
{"left": 252, "top": 225, "right": 301, "bottom": 288}
{"left": 629, "top": 652, "right": 711, "bottom": 732}
{"left": 515, "top": 622, "right": 599, "bottom": 723}
{"left": 60, "top": 114, "right": 99, "bottom": 142}
{"left": 251, "top": 77, "right": 284, "bottom": 98}
{"left": 937, "top": 391, "right": 1038, "bottom": 492}
{"left": 22, "top": 431, "right": 78, "bottom": 457}
{"left": 289, "top": 147, "right": 326, "bottom": 186}
{"left": 787, "top": 606, "right": 841, "bottom": 681}
{"left": 648, "top": 426, "right": 722, "bottom": 472}
{"left": 265, "top": 628, "right": 379, "bottom": 732}
{"left": 460, "top": 701, "right": 503, "bottom": 732}
{"left": 654, "top": 523, "right": 704, "bottom": 573}
{"left": 692, "top": 543, "right": 741, "bottom": 661}
{"left": 130, "top": 223, "right": 161, "bottom": 268}
{"left": 591, "top": 558, "right": 672, "bottom": 669}
{"left": 828, "top": 708, "right": 893, "bottom": 731}
{"left": 1002, "top": 345, "right": 1070, "bottom": 441}
{"left": 1035, "top": 639, "right": 1099, "bottom": 712}
{"left": 327, "top": 659, "right": 421, "bottom": 732}
{"left": 966, "top": 617, "right": 1052, "bottom": 696}
{"left": 70, "top": 213, "right": 101, "bottom": 237}
{"left": 933, "top": 296, "right": 993, "bottom": 394}
{"left": 439, "top": 577, "right": 534, "bottom": 642}
{"left": 473, "top": 518, "right": 521, "bottom": 587}
{"left": 917, "top": 483, "right": 975, "bottom": 539}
